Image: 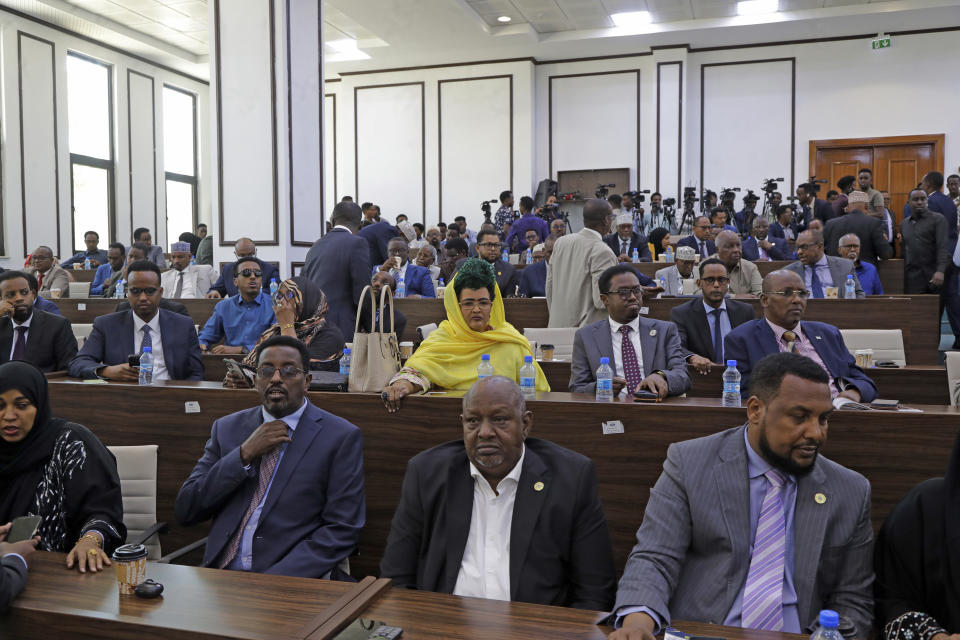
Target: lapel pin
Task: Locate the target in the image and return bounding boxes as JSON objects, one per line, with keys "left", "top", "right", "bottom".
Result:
{"left": 534, "top": 481, "right": 544, "bottom": 492}
{"left": 815, "top": 335, "right": 822, "bottom": 340}
{"left": 649, "top": 329, "right": 657, "bottom": 337}
{"left": 815, "top": 493, "right": 826, "bottom": 504}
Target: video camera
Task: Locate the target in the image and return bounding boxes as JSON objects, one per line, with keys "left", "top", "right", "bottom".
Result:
{"left": 762, "top": 177, "right": 784, "bottom": 193}
{"left": 480, "top": 198, "right": 498, "bottom": 221}
{"left": 595, "top": 183, "right": 616, "bottom": 199}
{"left": 805, "top": 176, "right": 828, "bottom": 193}
{"left": 623, "top": 189, "right": 650, "bottom": 204}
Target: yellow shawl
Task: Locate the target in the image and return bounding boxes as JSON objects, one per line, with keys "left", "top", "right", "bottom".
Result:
{"left": 404, "top": 276, "right": 550, "bottom": 391}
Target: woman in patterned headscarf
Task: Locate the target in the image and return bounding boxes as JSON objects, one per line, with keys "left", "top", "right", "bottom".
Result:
{"left": 0, "top": 361, "right": 125, "bottom": 573}
{"left": 223, "top": 277, "right": 345, "bottom": 387}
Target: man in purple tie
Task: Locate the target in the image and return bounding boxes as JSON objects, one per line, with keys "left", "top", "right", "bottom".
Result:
{"left": 607, "top": 352, "right": 873, "bottom": 639}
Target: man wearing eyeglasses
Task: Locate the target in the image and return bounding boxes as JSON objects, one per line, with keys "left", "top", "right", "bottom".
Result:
{"left": 198, "top": 258, "right": 277, "bottom": 355}
{"left": 724, "top": 270, "right": 876, "bottom": 405}
{"left": 455, "top": 229, "right": 519, "bottom": 296}
{"left": 161, "top": 241, "right": 218, "bottom": 299}
{"left": 176, "top": 335, "right": 364, "bottom": 578}
{"left": 25, "top": 246, "right": 71, "bottom": 299}
{"left": 68, "top": 260, "right": 203, "bottom": 381}
{"left": 836, "top": 234, "right": 883, "bottom": 296}
{"left": 785, "top": 229, "right": 863, "bottom": 299}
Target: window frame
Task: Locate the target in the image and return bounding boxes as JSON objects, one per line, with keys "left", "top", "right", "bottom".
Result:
{"left": 162, "top": 84, "right": 199, "bottom": 238}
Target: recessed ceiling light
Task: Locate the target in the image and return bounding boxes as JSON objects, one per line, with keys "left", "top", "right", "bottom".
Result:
{"left": 611, "top": 11, "right": 651, "bottom": 28}
{"left": 497, "top": 16, "right": 511, "bottom": 23}
{"left": 737, "top": 0, "right": 779, "bottom": 16}
{"left": 327, "top": 38, "right": 359, "bottom": 53}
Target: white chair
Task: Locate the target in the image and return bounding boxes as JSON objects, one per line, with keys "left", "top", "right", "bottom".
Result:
{"left": 417, "top": 323, "right": 438, "bottom": 341}
{"left": 523, "top": 327, "right": 577, "bottom": 360}
{"left": 107, "top": 445, "right": 161, "bottom": 560}
{"left": 72, "top": 323, "right": 93, "bottom": 349}
{"left": 507, "top": 253, "right": 520, "bottom": 265}
{"left": 68, "top": 282, "right": 90, "bottom": 298}
{"left": 839, "top": 329, "right": 906, "bottom": 367}
{"left": 946, "top": 351, "right": 960, "bottom": 407}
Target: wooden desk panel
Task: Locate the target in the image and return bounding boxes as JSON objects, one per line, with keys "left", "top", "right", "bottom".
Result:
{"left": 54, "top": 298, "right": 218, "bottom": 327}
{"left": 47, "top": 381, "right": 960, "bottom": 581}
{"left": 63, "top": 269, "right": 98, "bottom": 283}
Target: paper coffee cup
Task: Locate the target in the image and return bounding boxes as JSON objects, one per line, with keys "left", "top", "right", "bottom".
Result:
{"left": 825, "top": 286, "right": 838, "bottom": 299}
{"left": 399, "top": 341, "right": 413, "bottom": 358}
{"left": 112, "top": 543, "right": 148, "bottom": 595}
{"left": 541, "top": 344, "right": 555, "bottom": 361}
{"left": 72, "top": 263, "right": 83, "bottom": 270}
{"left": 50, "top": 288, "right": 62, "bottom": 299}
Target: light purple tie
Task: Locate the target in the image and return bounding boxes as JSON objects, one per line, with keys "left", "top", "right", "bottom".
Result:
{"left": 619, "top": 325, "right": 643, "bottom": 393}
{"left": 741, "top": 469, "right": 787, "bottom": 631}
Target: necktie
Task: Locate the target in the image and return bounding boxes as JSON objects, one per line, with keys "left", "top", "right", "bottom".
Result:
{"left": 11, "top": 326, "right": 27, "bottom": 361}
{"left": 782, "top": 331, "right": 797, "bottom": 353}
{"left": 218, "top": 435, "right": 287, "bottom": 569}
{"left": 140, "top": 325, "right": 152, "bottom": 354}
{"left": 619, "top": 325, "right": 643, "bottom": 393}
{"left": 699, "top": 241, "right": 706, "bottom": 258}
{"left": 37, "top": 272, "right": 43, "bottom": 290}
{"left": 741, "top": 469, "right": 787, "bottom": 631}
{"left": 621, "top": 240, "right": 628, "bottom": 255}
{"left": 710, "top": 309, "right": 723, "bottom": 363}
{"left": 809, "top": 266, "right": 824, "bottom": 298}
{"left": 174, "top": 271, "right": 184, "bottom": 298}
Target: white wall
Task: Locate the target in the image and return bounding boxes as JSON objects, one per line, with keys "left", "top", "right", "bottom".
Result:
{"left": 0, "top": 11, "right": 210, "bottom": 266}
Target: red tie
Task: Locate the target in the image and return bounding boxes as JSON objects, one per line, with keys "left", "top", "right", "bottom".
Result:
{"left": 37, "top": 272, "right": 43, "bottom": 289}
{"left": 619, "top": 325, "right": 644, "bottom": 393}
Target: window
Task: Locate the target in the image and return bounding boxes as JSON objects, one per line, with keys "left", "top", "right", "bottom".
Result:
{"left": 162, "top": 85, "right": 198, "bottom": 244}
{"left": 66, "top": 52, "right": 114, "bottom": 254}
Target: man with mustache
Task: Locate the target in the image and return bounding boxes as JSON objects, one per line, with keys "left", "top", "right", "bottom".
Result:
{"left": 176, "top": 335, "right": 365, "bottom": 578}
{"left": 609, "top": 352, "right": 873, "bottom": 639}
{"left": 0, "top": 271, "right": 76, "bottom": 371}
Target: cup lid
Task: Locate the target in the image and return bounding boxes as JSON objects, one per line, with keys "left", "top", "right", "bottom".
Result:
{"left": 540, "top": 344, "right": 555, "bottom": 349}
{"left": 112, "top": 543, "right": 147, "bottom": 561}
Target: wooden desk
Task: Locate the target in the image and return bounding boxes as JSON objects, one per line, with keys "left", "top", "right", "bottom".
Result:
{"left": 63, "top": 269, "right": 98, "bottom": 283}
{"left": 203, "top": 353, "right": 238, "bottom": 382}
{"left": 54, "top": 298, "right": 218, "bottom": 327}
{"left": 47, "top": 381, "right": 960, "bottom": 580}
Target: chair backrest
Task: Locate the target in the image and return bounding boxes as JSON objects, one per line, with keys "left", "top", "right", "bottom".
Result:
{"left": 523, "top": 327, "right": 577, "bottom": 360}
{"left": 107, "top": 445, "right": 160, "bottom": 560}
{"left": 507, "top": 253, "right": 520, "bottom": 265}
{"left": 417, "top": 323, "right": 438, "bottom": 341}
{"left": 946, "top": 352, "right": 960, "bottom": 407}
{"left": 68, "top": 282, "right": 90, "bottom": 298}
{"left": 72, "top": 323, "right": 93, "bottom": 348}
{"left": 839, "top": 329, "right": 906, "bottom": 367}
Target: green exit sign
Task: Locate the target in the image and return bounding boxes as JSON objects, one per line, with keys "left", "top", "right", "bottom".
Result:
{"left": 872, "top": 37, "right": 891, "bottom": 50}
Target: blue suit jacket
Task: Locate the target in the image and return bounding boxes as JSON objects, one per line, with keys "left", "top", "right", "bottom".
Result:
{"left": 742, "top": 236, "right": 790, "bottom": 261}
{"left": 402, "top": 264, "right": 436, "bottom": 298}
{"left": 175, "top": 402, "right": 365, "bottom": 577}
{"left": 68, "top": 309, "right": 203, "bottom": 380}
{"left": 303, "top": 229, "right": 371, "bottom": 342}
{"left": 676, "top": 235, "right": 715, "bottom": 258}
{"left": 519, "top": 261, "right": 547, "bottom": 297}
{"left": 209, "top": 262, "right": 279, "bottom": 298}
{"left": 723, "top": 319, "right": 877, "bottom": 402}
{"left": 769, "top": 221, "right": 791, "bottom": 239}
{"left": 358, "top": 221, "right": 401, "bottom": 269}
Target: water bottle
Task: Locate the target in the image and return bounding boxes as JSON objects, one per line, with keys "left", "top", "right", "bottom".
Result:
{"left": 722, "top": 360, "right": 741, "bottom": 407}
{"left": 115, "top": 278, "right": 125, "bottom": 299}
{"left": 501, "top": 248, "right": 509, "bottom": 263}
{"left": 631, "top": 248, "right": 639, "bottom": 263}
{"left": 84, "top": 256, "right": 91, "bottom": 270}
{"left": 665, "top": 246, "right": 675, "bottom": 262}
{"left": 526, "top": 247, "right": 533, "bottom": 264}
{"left": 519, "top": 355, "right": 536, "bottom": 398}
{"left": 269, "top": 278, "right": 279, "bottom": 297}
{"left": 596, "top": 357, "right": 614, "bottom": 402}
{"left": 396, "top": 274, "right": 406, "bottom": 298}
{"left": 438, "top": 277, "right": 445, "bottom": 288}
{"left": 477, "top": 354, "right": 494, "bottom": 380}
{"left": 138, "top": 347, "right": 153, "bottom": 386}
{"left": 844, "top": 274, "right": 856, "bottom": 299}
{"left": 809, "top": 610, "right": 843, "bottom": 640}
{"left": 190, "top": 257, "right": 196, "bottom": 266}
{"left": 339, "top": 347, "right": 351, "bottom": 375}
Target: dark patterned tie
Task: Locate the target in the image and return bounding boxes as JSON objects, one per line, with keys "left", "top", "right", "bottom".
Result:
{"left": 140, "top": 326, "right": 152, "bottom": 354}
{"left": 11, "top": 326, "right": 27, "bottom": 361}
{"left": 809, "top": 266, "right": 824, "bottom": 298}
{"left": 741, "top": 469, "right": 787, "bottom": 630}
{"left": 619, "top": 325, "right": 643, "bottom": 393}
{"left": 621, "top": 240, "right": 628, "bottom": 255}
{"left": 710, "top": 309, "right": 724, "bottom": 363}
{"left": 699, "top": 241, "right": 706, "bottom": 258}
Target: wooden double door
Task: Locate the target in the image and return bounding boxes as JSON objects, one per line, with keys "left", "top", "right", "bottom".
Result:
{"left": 809, "top": 134, "right": 945, "bottom": 224}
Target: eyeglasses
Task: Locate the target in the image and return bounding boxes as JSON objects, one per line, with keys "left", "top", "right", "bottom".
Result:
{"left": 838, "top": 245, "right": 859, "bottom": 250}
{"left": 795, "top": 243, "right": 822, "bottom": 251}
{"left": 129, "top": 287, "right": 159, "bottom": 296}
{"left": 767, "top": 288, "right": 812, "bottom": 299}
{"left": 603, "top": 287, "right": 643, "bottom": 300}
{"left": 238, "top": 269, "right": 262, "bottom": 278}
{"left": 256, "top": 365, "right": 306, "bottom": 379}
{"left": 459, "top": 299, "right": 492, "bottom": 310}
{"left": 477, "top": 242, "right": 502, "bottom": 249}
{"left": 700, "top": 276, "right": 730, "bottom": 285}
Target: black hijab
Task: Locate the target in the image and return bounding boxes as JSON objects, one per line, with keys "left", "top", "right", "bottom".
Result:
{"left": 648, "top": 228, "right": 669, "bottom": 259}
{"left": 179, "top": 232, "right": 202, "bottom": 257}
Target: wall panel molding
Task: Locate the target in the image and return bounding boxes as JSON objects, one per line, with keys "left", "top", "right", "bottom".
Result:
{"left": 127, "top": 69, "right": 158, "bottom": 242}
{"left": 656, "top": 61, "right": 682, "bottom": 198}
{"left": 323, "top": 93, "right": 337, "bottom": 218}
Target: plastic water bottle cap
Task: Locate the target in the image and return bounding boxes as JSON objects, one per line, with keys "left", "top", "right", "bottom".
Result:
{"left": 818, "top": 610, "right": 839, "bottom": 628}
{"left": 846, "top": 274, "right": 853, "bottom": 280}
{"left": 726, "top": 360, "right": 737, "bottom": 367}
{"left": 343, "top": 347, "right": 350, "bottom": 354}
{"left": 142, "top": 347, "right": 151, "bottom": 353}
{"left": 524, "top": 355, "right": 533, "bottom": 363}
{"left": 600, "top": 357, "right": 610, "bottom": 364}
{"left": 481, "top": 354, "right": 490, "bottom": 361}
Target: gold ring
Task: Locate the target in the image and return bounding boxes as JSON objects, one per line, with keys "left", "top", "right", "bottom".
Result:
{"left": 87, "top": 549, "right": 99, "bottom": 557}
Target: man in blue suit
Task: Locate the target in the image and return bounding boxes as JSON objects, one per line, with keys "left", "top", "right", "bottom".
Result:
{"left": 303, "top": 201, "right": 371, "bottom": 341}
{"left": 358, "top": 217, "right": 401, "bottom": 270}
{"left": 206, "top": 238, "right": 279, "bottom": 299}
{"left": 769, "top": 205, "right": 797, "bottom": 241}
{"left": 519, "top": 236, "right": 554, "bottom": 297}
{"left": 796, "top": 183, "right": 833, "bottom": 227}
{"left": 724, "top": 270, "right": 876, "bottom": 403}
{"left": 676, "top": 216, "right": 715, "bottom": 260}
{"left": 175, "top": 336, "right": 364, "bottom": 578}
{"left": 380, "top": 237, "right": 435, "bottom": 298}
{"left": 742, "top": 218, "right": 790, "bottom": 261}
{"left": 68, "top": 261, "right": 203, "bottom": 381}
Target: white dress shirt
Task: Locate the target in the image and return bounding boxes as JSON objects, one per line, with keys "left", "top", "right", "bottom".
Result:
{"left": 453, "top": 446, "right": 526, "bottom": 602}
{"left": 8, "top": 313, "right": 32, "bottom": 360}
{"left": 608, "top": 315, "right": 644, "bottom": 397}
{"left": 132, "top": 312, "right": 169, "bottom": 381}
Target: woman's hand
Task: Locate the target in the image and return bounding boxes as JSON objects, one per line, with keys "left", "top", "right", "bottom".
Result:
{"left": 223, "top": 369, "right": 252, "bottom": 389}
{"left": 66, "top": 535, "right": 111, "bottom": 573}
{"left": 381, "top": 380, "right": 415, "bottom": 413}
{"left": 273, "top": 295, "right": 297, "bottom": 329}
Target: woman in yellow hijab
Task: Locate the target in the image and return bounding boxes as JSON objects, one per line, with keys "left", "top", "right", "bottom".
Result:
{"left": 380, "top": 258, "right": 549, "bottom": 412}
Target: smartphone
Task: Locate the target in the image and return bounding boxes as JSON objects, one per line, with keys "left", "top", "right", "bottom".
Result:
{"left": 633, "top": 389, "right": 661, "bottom": 403}
{"left": 127, "top": 354, "right": 141, "bottom": 368}
{"left": 7, "top": 515, "right": 41, "bottom": 542}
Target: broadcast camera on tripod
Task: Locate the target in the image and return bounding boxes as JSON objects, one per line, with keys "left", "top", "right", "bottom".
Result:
{"left": 760, "top": 177, "right": 784, "bottom": 221}
{"left": 480, "top": 197, "right": 498, "bottom": 224}
{"left": 679, "top": 187, "right": 699, "bottom": 234}
{"left": 660, "top": 197, "right": 677, "bottom": 231}
{"left": 595, "top": 183, "right": 616, "bottom": 199}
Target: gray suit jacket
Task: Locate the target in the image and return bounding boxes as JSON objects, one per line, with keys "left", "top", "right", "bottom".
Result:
{"left": 614, "top": 426, "right": 874, "bottom": 636}
{"left": 784, "top": 256, "right": 864, "bottom": 298}
{"left": 546, "top": 229, "right": 617, "bottom": 328}
{"left": 653, "top": 265, "right": 691, "bottom": 296}
{"left": 569, "top": 316, "right": 691, "bottom": 396}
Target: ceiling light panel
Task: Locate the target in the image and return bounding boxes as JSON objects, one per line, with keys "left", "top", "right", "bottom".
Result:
{"left": 737, "top": 0, "right": 779, "bottom": 15}
{"left": 610, "top": 10, "right": 651, "bottom": 27}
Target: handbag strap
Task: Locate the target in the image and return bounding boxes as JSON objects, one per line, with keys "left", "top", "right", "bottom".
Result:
{"left": 354, "top": 285, "right": 376, "bottom": 335}
{"left": 378, "top": 282, "right": 395, "bottom": 334}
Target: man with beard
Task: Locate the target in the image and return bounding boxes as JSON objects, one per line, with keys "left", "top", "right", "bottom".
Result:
{"left": 0, "top": 271, "right": 76, "bottom": 371}
{"left": 608, "top": 352, "right": 873, "bottom": 640}
{"left": 176, "top": 336, "right": 364, "bottom": 578}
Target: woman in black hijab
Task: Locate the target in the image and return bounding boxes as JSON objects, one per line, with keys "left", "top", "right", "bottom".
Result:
{"left": 647, "top": 227, "right": 672, "bottom": 261}
{"left": 874, "top": 429, "right": 960, "bottom": 638}
{"left": 0, "top": 362, "right": 125, "bottom": 573}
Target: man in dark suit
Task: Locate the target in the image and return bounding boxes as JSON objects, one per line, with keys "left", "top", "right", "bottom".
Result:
{"left": 769, "top": 205, "right": 797, "bottom": 241}
{"left": 68, "top": 261, "right": 203, "bottom": 381}
{"left": 604, "top": 213, "right": 651, "bottom": 262}
{"left": 0, "top": 271, "right": 77, "bottom": 372}
{"left": 669, "top": 259, "right": 755, "bottom": 374}
{"left": 380, "top": 376, "right": 615, "bottom": 610}
{"left": 0, "top": 521, "right": 38, "bottom": 613}
{"left": 176, "top": 336, "right": 364, "bottom": 578}
{"left": 676, "top": 216, "right": 715, "bottom": 260}
{"left": 455, "top": 229, "right": 519, "bottom": 296}
{"left": 822, "top": 191, "right": 893, "bottom": 265}
{"left": 724, "top": 270, "right": 876, "bottom": 403}
{"left": 519, "top": 236, "right": 554, "bottom": 297}
{"left": 878, "top": 191, "right": 898, "bottom": 256}
{"left": 380, "top": 237, "right": 435, "bottom": 298}
{"left": 358, "top": 217, "right": 401, "bottom": 270}
{"left": 796, "top": 182, "right": 833, "bottom": 226}
{"left": 741, "top": 218, "right": 790, "bottom": 261}
{"left": 785, "top": 229, "right": 863, "bottom": 298}
{"left": 303, "top": 202, "right": 371, "bottom": 341}
{"left": 206, "top": 240, "right": 279, "bottom": 299}
{"left": 570, "top": 265, "right": 690, "bottom": 398}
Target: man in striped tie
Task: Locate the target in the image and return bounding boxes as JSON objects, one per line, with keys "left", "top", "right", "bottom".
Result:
{"left": 608, "top": 352, "right": 873, "bottom": 639}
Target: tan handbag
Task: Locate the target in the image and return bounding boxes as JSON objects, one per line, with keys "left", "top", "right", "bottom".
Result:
{"left": 348, "top": 284, "right": 401, "bottom": 392}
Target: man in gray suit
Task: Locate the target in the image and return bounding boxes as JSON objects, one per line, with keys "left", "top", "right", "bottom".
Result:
{"left": 653, "top": 246, "right": 698, "bottom": 296}
{"left": 786, "top": 229, "right": 864, "bottom": 298}
{"left": 546, "top": 199, "right": 617, "bottom": 328}
{"left": 609, "top": 352, "right": 873, "bottom": 639}
{"left": 570, "top": 265, "right": 690, "bottom": 399}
